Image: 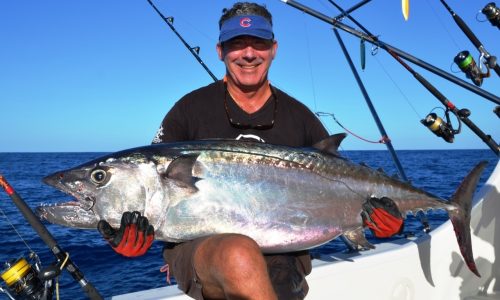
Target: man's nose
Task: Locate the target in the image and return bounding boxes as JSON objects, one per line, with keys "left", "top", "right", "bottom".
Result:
{"left": 241, "top": 45, "right": 257, "bottom": 59}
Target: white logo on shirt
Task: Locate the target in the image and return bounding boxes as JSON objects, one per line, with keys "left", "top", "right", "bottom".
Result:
{"left": 152, "top": 125, "right": 164, "bottom": 144}
{"left": 235, "top": 134, "right": 265, "bottom": 143}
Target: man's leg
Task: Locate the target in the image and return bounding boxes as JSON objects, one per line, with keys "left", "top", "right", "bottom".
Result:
{"left": 193, "top": 233, "right": 277, "bottom": 300}
{"left": 265, "top": 252, "right": 311, "bottom": 300}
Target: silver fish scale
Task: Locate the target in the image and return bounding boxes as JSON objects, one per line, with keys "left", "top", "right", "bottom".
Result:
{"left": 167, "top": 140, "right": 331, "bottom": 173}
{"left": 124, "top": 140, "right": 445, "bottom": 217}
{"left": 153, "top": 140, "right": 429, "bottom": 205}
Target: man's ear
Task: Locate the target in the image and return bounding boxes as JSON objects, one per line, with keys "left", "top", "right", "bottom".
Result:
{"left": 216, "top": 43, "right": 224, "bottom": 61}
{"left": 271, "top": 40, "right": 278, "bottom": 60}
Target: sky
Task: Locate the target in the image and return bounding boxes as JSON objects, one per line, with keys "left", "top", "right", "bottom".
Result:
{"left": 0, "top": 0, "right": 498, "bottom": 152}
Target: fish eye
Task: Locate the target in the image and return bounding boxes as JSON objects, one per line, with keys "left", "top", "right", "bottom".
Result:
{"left": 90, "top": 169, "right": 107, "bottom": 185}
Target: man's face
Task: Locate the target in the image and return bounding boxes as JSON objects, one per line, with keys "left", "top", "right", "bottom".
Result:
{"left": 217, "top": 36, "right": 277, "bottom": 90}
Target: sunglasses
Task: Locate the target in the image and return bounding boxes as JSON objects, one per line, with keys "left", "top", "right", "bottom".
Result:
{"left": 224, "top": 84, "right": 277, "bottom": 130}
{"left": 222, "top": 37, "right": 275, "bottom": 51}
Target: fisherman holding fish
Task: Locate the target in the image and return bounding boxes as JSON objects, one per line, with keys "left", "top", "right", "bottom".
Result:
{"left": 97, "top": 2, "right": 404, "bottom": 299}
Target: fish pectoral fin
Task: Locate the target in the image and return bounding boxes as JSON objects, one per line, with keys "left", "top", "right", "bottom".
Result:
{"left": 341, "top": 227, "right": 374, "bottom": 251}
{"left": 312, "top": 133, "right": 347, "bottom": 156}
{"left": 164, "top": 154, "right": 200, "bottom": 190}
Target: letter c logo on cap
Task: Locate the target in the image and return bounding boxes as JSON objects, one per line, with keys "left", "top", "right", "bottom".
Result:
{"left": 240, "top": 17, "right": 251, "bottom": 28}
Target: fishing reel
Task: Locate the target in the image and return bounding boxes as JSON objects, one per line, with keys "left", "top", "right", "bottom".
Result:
{"left": 454, "top": 50, "right": 490, "bottom": 86}
{"left": 421, "top": 108, "right": 462, "bottom": 143}
{"left": 1, "top": 252, "right": 60, "bottom": 300}
{"left": 482, "top": 2, "right": 500, "bottom": 29}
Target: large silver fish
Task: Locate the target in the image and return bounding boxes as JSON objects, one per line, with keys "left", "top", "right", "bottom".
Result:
{"left": 38, "top": 134, "right": 486, "bottom": 276}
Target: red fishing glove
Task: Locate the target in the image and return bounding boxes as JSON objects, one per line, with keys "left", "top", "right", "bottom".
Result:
{"left": 362, "top": 197, "right": 404, "bottom": 238}
{"left": 97, "top": 211, "right": 154, "bottom": 257}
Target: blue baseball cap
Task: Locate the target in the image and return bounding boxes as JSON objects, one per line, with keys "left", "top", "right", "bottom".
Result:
{"left": 219, "top": 15, "right": 274, "bottom": 43}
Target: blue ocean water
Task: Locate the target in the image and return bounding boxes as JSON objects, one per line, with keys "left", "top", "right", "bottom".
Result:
{"left": 0, "top": 150, "right": 497, "bottom": 299}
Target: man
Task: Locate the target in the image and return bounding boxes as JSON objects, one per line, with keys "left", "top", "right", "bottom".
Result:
{"left": 98, "top": 2, "right": 404, "bottom": 299}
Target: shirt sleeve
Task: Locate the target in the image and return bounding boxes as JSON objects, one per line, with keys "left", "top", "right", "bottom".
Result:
{"left": 294, "top": 101, "right": 329, "bottom": 146}
{"left": 151, "top": 100, "right": 189, "bottom": 144}
{"left": 308, "top": 114, "right": 329, "bottom": 145}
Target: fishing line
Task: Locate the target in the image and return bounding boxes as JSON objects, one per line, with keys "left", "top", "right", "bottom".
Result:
{"left": 371, "top": 54, "right": 422, "bottom": 120}
{"left": 0, "top": 205, "right": 35, "bottom": 253}
{"left": 331, "top": 21, "right": 410, "bottom": 185}
{"left": 302, "top": 12, "right": 318, "bottom": 112}
{"left": 424, "top": 0, "right": 461, "bottom": 51}
{"left": 53, "top": 252, "right": 70, "bottom": 300}
{"left": 147, "top": 0, "right": 218, "bottom": 82}
{"left": 161, "top": 5, "right": 216, "bottom": 45}
{"left": 315, "top": 0, "right": 336, "bottom": 16}
{"left": 316, "top": 112, "right": 388, "bottom": 144}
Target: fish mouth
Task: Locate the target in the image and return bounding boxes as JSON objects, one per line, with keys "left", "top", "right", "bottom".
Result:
{"left": 42, "top": 171, "right": 97, "bottom": 210}
{"left": 39, "top": 171, "right": 99, "bottom": 228}
{"left": 36, "top": 200, "right": 99, "bottom": 229}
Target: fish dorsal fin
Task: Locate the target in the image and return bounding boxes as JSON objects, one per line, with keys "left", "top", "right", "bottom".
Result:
{"left": 165, "top": 154, "right": 200, "bottom": 190}
{"left": 312, "top": 133, "right": 347, "bottom": 156}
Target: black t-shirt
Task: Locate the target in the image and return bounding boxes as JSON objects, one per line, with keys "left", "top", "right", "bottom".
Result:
{"left": 152, "top": 80, "right": 328, "bottom": 147}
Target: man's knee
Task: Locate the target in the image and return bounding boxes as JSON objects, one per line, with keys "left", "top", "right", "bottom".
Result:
{"left": 199, "top": 234, "right": 264, "bottom": 275}
{"left": 193, "top": 234, "right": 276, "bottom": 299}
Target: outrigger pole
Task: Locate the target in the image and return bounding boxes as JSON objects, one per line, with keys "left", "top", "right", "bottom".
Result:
{"left": 147, "top": 0, "right": 218, "bottom": 82}
{"left": 331, "top": 28, "right": 408, "bottom": 182}
{"left": 328, "top": 0, "right": 407, "bottom": 180}
{"left": 331, "top": 26, "right": 435, "bottom": 231}
{"left": 280, "top": 0, "right": 500, "bottom": 106}
{"left": 329, "top": 1, "right": 430, "bottom": 231}
{"left": 281, "top": 0, "right": 499, "bottom": 156}
{"left": 439, "top": 0, "right": 500, "bottom": 77}
{"left": 0, "top": 175, "right": 103, "bottom": 300}
{"left": 330, "top": 0, "right": 371, "bottom": 20}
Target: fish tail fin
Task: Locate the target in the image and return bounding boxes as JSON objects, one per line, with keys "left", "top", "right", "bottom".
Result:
{"left": 448, "top": 161, "right": 488, "bottom": 277}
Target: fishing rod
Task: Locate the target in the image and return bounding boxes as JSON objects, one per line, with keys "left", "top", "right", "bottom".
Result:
{"left": 439, "top": 0, "right": 500, "bottom": 78}
{"left": 330, "top": 0, "right": 372, "bottom": 71}
{"left": 147, "top": 0, "right": 218, "bottom": 82}
{"left": 389, "top": 50, "right": 499, "bottom": 155}
{"left": 280, "top": 0, "right": 500, "bottom": 156}
{"left": 328, "top": 0, "right": 499, "bottom": 156}
{"left": 280, "top": 0, "right": 500, "bottom": 106}
{"left": 331, "top": 0, "right": 371, "bottom": 20}
{"left": 328, "top": 0, "right": 369, "bottom": 70}
{"left": 0, "top": 175, "right": 103, "bottom": 300}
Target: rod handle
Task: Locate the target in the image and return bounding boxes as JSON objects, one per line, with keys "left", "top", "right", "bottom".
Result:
{"left": 81, "top": 282, "right": 104, "bottom": 300}
{"left": 452, "top": 14, "right": 482, "bottom": 49}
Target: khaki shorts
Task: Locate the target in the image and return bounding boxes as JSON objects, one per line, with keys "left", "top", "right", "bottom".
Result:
{"left": 163, "top": 238, "right": 312, "bottom": 300}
